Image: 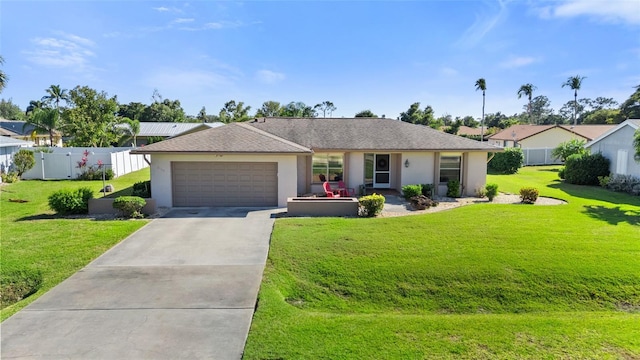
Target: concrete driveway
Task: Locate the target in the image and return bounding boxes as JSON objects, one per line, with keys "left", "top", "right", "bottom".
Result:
{"left": 1, "top": 207, "right": 280, "bottom": 359}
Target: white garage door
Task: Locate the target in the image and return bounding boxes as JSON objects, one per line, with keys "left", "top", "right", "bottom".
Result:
{"left": 171, "top": 162, "right": 278, "bottom": 207}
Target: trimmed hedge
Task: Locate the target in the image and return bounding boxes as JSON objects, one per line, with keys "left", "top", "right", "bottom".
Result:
{"left": 113, "top": 196, "right": 146, "bottom": 218}
{"left": 358, "top": 194, "right": 385, "bottom": 217}
{"left": 489, "top": 148, "right": 524, "bottom": 174}
{"left": 132, "top": 180, "right": 151, "bottom": 198}
{"left": 402, "top": 184, "right": 422, "bottom": 200}
{"left": 48, "top": 187, "right": 94, "bottom": 214}
{"left": 447, "top": 180, "right": 461, "bottom": 198}
{"left": 519, "top": 187, "right": 539, "bottom": 204}
{"left": 564, "top": 153, "right": 610, "bottom": 185}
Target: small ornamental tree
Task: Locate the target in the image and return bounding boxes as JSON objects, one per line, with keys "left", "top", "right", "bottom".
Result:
{"left": 13, "top": 150, "right": 35, "bottom": 177}
{"left": 564, "top": 153, "right": 610, "bottom": 185}
{"left": 552, "top": 139, "right": 588, "bottom": 162}
{"left": 488, "top": 148, "right": 524, "bottom": 174}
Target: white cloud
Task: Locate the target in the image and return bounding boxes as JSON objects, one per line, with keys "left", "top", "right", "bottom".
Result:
{"left": 24, "top": 32, "right": 96, "bottom": 70}
{"left": 172, "top": 18, "right": 194, "bottom": 24}
{"left": 256, "top": 70, "right": 285, "bottom": 84}
{"left": 455, "top": 0, "right": 510, "bottom": 48}
{"left": 500, "top": 56, "right": 538, "bottom": 68}
{"left": 153, "top": 6, "right": 170, "bottom": 12}
{"left": 541, "top": 0, "right": 640, "bottom": 25}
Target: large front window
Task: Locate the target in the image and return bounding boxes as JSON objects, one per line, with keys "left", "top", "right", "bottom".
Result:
{"left": 439, "top": 156, "right": 461, "bottom": 183}
{"left": 313, "top": 153, "right": 344, "bottom": 182}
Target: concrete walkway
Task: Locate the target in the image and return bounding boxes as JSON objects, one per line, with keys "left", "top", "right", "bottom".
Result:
{"left": 1, "top": 207, "right": 280, "bottom": 359}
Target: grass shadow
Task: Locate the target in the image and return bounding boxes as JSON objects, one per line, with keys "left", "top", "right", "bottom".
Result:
{"left": 104, "top": 186, "right": 133, "bottom": 198}
{"left": 582, "top": 205, "right": 640, "bottom": 226}
{"left": 547, "top": 182, "right": 640, "bottom": 208}
{"left": 16, "top": 214, "right": 58, "bottom": 221}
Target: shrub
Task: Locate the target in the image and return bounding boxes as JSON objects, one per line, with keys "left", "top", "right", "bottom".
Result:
{"left": 558, "top": 167, "right": 566, "bottom": 180}
{"left": 112, "top": 196, "right": 146, "bottom": 218}
{"left": 564, "top": 153, "right": 610, "bottom": 185}
{"left": 13, "top": 149, "right": 35, "bottom": 177}
{"left": 485, "top": 183, "right": 499, "bottom": 201}
{"left": 488, "top": 148, "right": 524, "bottom": 174}
{"left": 420, "top": 183, "right": 434, "bottom": 198}
{"left": 446, "top": 180, "right": 460, "bottom": 198}
{"left": 402, "top": 184, "right": 422, "bottom": 200}
{"left": 519, "top": 187, "right": 539, "bottom": 204}
{"left": 358, "top": 194, "right": 385, "bottom": 217}
{"left": 552, "top": 139, "right": 588, "bottom": 162}
{"left": 475, "top": 186, "right": 487, "bottom": 198}
{"left": 1, "top": 171, "right": 19, "bottom": 183}
{"left": 598, "top": 175, "right": 610, "bottom": 188}
{"left": 132, "top": 180, "right": 151, "bottom": 198}
{"left": 605, "top": 174, "right": 640, "bottom": 195}
{"left": 48, "top": 187, "right": 94, "bottom": 214}
{"left": 77, "top": 167, "right": 114, "bottom": 180}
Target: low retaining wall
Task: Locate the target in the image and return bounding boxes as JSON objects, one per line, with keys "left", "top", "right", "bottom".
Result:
{"left": 88, "top": 198, "right": 157, "bottom": 215}
{"left": 287, "top": 197, "right": 359, "bottom": 217}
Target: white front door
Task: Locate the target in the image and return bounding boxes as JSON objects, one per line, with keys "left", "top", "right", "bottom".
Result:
{"left": 373, "top": 154, "right": 390, "bottom": 188}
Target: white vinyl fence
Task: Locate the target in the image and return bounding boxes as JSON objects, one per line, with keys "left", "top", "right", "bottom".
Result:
{"left": 522, "top": 147, "right": 562, "bottom": 166}
{"left": 22, "top": 147, "right": 148, "bottom": 180}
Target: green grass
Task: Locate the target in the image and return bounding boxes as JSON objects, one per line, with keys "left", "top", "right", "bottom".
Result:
{"left": 0, "top": 168, "right": 150, "bottom": 320}
{"left": 244, "top": 166, "right": 640, "bottom": 359}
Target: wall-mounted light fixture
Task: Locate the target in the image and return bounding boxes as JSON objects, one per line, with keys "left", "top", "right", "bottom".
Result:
{"left": 404, "top": 159, "right": 410, "bottom": 168}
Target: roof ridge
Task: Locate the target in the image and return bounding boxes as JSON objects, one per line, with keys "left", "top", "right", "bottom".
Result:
{"left": 235, "top": 122, "right": 312, "bottom": 152}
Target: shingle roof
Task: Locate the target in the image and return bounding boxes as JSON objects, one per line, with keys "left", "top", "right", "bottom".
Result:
{"left": 247, "top": 118, "right": 500, "bottom": 151}
{"left": 0, "top": 136, "right": 32, "bottom": 147}
{"left": 558, "top": 124, "right": 616, "bottom": 140}
{"left": 0, "top": 120, "right": 42, "bottom": 136}
{"left": 489, "top": 125, "right": 555, "bottom": 141}
{"left": 131, "top": 122, "right": 313, "bottom": 154}
{"left": 585, "top": 119, "right": 640, "bottom": 148}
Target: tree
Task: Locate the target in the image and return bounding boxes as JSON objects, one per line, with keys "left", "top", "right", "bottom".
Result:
{"left": 24, "top": 107, "right": 62, "bottom": 146}
{"left": 552, "top": 139, "right": 588, "bottom": 162}
{"left": 355, "top": 110, "right": 378, "bottom": 118}
{"left": 559, "top": 100, "right": 586, "bottom": 124}
{"left": 256, "top": 101, "right": 282, "bottom": 117}
{"left": 62, "top": 86, "right": 121, "bottom": 147}
{"left": 634, "top": 129, "right": 640, "bottom": 161}
{"left": 0, "top": 98, "right": 25, "bottom": 120}
{"left": 399, "top": 102, "right": 435, "bottom": 126}
{"left": 562, "top": 75, "right": 586, "bottom": 126}
{"left": 117, "top": 118, "right": 140, "bottom": 146}
{"left": 582, "top": 108, "right": 622, "bottom": 124}
{"left": 517, "top": 83, "right": 537, "bottom": 124}
{"left": 218, "top": 100, "right": 252, "bottom": 123}
{"left": 0, "top": 55, "right": 7, "bottom": 93}
{"left": 475, "top": 78, "right": 487, "bottom": 141}
{"left": 528, "top": 96, "right": 556, "bottom": 124}
{"left": 444, "top": 119, "right": 461, "bottom": 134}
{"left": 118, "top": 102, "right": 146, "bottom": 121}
{"left": 13, "top": 150, "right": 35, "bottom": 177}
{"left": 142, "top": 98, "right": 186, "bottom": 122}
{"left": 25, "top": 100, "right": 46, "bottom": 117}
{"left": 314, "top": 101, "right": 336, "bottom": 117}
{"left": 42, "top": 84, "right": 70, "bottom": 110}
{"left": 620, "top": 85, "right": 640, "bottom": 120}
{"left": 197, "top": 106, "right": 208, "bottom": 122}
{"left": 280, "top": 102, "right": 316, "bottom": 117}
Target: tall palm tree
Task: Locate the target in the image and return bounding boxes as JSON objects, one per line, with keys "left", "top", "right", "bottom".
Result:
{"left": 25, "top": 100, "right": 45, "bottom": 116}
{"left": 517, "top": 83, "right": 537, "bottom": 124}
{"left": 0, "top": 55, "right": 7, "bottom": 93}
{"left": 562, "top": 75, "right": 586, "bottom": 126}
{"left": 23, "top": 107, "right": 62, "bottom": 146}
{"left": 475, "top": 78, "right": 487, "bottom": 141}
{"left": 42, "top": 84, "right": 70, "bottom": 109}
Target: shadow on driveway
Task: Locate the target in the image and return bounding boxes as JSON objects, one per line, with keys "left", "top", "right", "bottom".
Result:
{"left": 163, "top": 207, "right": 282, "bottom": 218}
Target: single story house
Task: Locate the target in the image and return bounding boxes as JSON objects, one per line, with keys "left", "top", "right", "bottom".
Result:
{"left": 133, "top": 118, "right": 501, "bottom": 208}
{"left": 126, "top": 122, "right": 224, "bottom": 147}
{"left": 0, "top": 119, "right": 63, "bottom": 147}
{"left": 0, "top": 136, "right": 33, "bottom": 174}
{"left": 585, "top": 119, "right": 640, "bottom": 177}
{"left": 488, "top": 124, "right": 615, "bottom": 148}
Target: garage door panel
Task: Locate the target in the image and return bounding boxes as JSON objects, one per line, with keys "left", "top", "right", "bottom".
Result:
{"left": 171, "top": 162, "right": 278, "bottom": 207}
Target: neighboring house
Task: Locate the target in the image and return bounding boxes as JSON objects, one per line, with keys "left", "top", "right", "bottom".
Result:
{"left": 133, "top": 118, "right": 501, "bottom": 208}
{"left": 585, "top": 119, "right": 640, "bottom": 177}
{"left": 0, "top": 136, "right": 33, "bottom": 173}
{"left": 125, "top": 122, "right": 224, "bottom": 147}
{"left": 488, "top": 124, "right": 615, "bottom": 165}
{"left": 0, "top": 120, "right": 63, "bottom": 147}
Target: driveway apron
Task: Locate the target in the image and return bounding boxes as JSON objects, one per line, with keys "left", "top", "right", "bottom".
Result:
{"left": 1, "top": 207, "right": 280, "bottom": 360}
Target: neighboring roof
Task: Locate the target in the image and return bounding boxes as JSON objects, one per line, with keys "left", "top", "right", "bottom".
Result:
{"left": 0, "top": 136, "right": 33, "bottom": 147}
{"left": 0, "top": 120, "right": 44, "bottom": 137}
{"left": 137, "top": 122, "right": 223, "bottom": 137}
{"left": 585, "top": 119, "right": 640, "bottom": 149}
{"left": 131, "top": 122, "right": 313, "bottom": 154}
{"left": 489, "top": 124, "right": 615, "bottom": 142}
{"left": 457, "top": 126, "right": 485, "bottom": 136}
{"left": 170, "top": 122, "right": 224, "bottom": 138}
{"left": 247, "top": 118, "right": 500, "bottom": 151}
{"left": 0, "top": 127, "right": 18, "bottom": 136}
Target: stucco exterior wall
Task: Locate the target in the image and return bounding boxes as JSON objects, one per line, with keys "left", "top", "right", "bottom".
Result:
{"left": 588, "top": 126, "right": 640, "bottom": 177}
{"left": 463, "top": 152, "right": 488, "bottom": 196}
{"left": 519, "top": 128, "right": 587, "bottom": 149}
{"left": 401, "top": 152, "right": 435, "bottom": 186}
{"left": 346, "top": 152, "right": 365, "bottom": 190}
{"left": 149, "top": 153, "right": 298, "bottom": 208}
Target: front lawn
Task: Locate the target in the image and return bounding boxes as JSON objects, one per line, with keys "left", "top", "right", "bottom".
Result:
{"left": 1, "top": 168, "right": 150, "bottom": 321}
{"left": 244, "top": 166, "right": 640, "bottom": 359}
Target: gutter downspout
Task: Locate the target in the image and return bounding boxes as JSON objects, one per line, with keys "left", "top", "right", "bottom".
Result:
{"left": 487, "top": 152, "right": 496, "bottom": 163}
{"left": 143, "top": 154, "right": 151, "bottom": 166}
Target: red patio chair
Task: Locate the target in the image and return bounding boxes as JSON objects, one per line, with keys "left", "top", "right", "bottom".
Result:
{"left": 337, "top": 180, "right": 355, "bottom": 197}
{"left": 323, "top": 181, "right": 340, "bottom": 197}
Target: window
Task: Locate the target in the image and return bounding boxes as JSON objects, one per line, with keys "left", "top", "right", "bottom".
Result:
{"left": 312, "top": 153, "right": 344, "bottom": 182}
{"left": 439, "top": 156, "right": 461, "bottom": 183}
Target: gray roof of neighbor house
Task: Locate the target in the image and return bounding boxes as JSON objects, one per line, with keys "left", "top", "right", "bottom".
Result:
{"left": 132, "top": 122, "right": 313, "bottom": 154}
{"left": 0, "top": 120, "right": 46, "bottom": 137}
{"left": 247, "top": 118, "right": 500, "bottom": 151}
{"left": 0, "top": 136, "right": 32, "bottom": 147}
{"left": 133, "top": 118, "right": 501, "bottom": 154}
{"left": 585, "top": 119, "right": 640, "bottom": 148}
{"left": 490, "top": 124, "right": 615, "bottom": 142}
{"left": 137, "top": 122, "right": 223, "bottom": 137}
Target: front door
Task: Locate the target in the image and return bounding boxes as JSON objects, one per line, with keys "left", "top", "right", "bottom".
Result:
{"left": 373, "top": 154, "right": 390, "bottom": 188}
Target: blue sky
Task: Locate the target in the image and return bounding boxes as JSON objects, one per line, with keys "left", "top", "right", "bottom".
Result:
{"left": 1, "top": 0, "right": 639, "bottom": 120}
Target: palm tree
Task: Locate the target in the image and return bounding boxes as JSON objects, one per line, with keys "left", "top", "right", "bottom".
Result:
{"left": 517, "top": 83, "right": 537, "bottom": 124}
{"left": 23, "top": 107, "right": 62, "bottom": 146}
{"left": 25, "top": 100, "right": 45, "bottom": 116}
{"left": 475, "top": 78, "right": 487, "bottom": 141}
{"left": 562, "top": 75, "right": 586, "bottom": 126}
{"left": 0, "top": 55, "right": 7, "bottom": 93}
{"left": 42, "top": 85, "right": 70, "bottom": 109}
